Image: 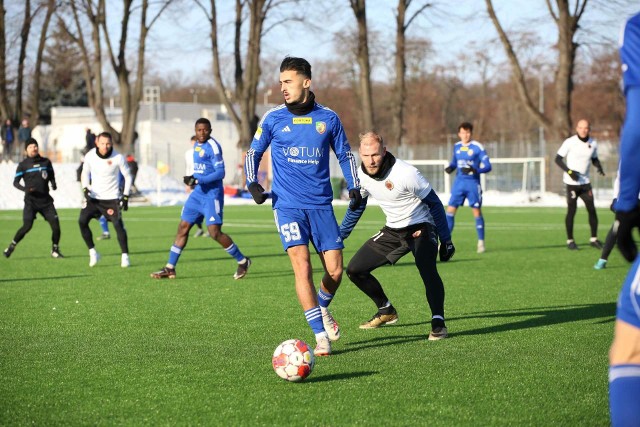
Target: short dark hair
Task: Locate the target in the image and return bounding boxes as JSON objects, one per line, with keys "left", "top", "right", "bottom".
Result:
{"left": 280, "top": 56, "right": 312, "bottom": 79}
{"left": 97, "top": 131, "right": 112, "bottom": 141}
{"left": 195, "top": 117, "right": 211, "bottom": 128}
{"left": 458, "top": 122, "right": 473, "bottom": 132}
{"left": 25, "top": 137, "right": 38, "bottom": 148}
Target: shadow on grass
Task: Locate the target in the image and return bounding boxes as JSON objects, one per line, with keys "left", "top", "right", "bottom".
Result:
{"left": 338, "top": 334, "right": 427, "bottom": 354}
{"left": 306, "top": 370, "right": 378, "bottom": 383}
{"left": 340, "top": 303, "right": 616, "bottom": 345}
{"left": 0, "top": 274, "right": 91, "bottom": 283}
{"left": 450, "top": 303, "right": 616, "bottom": 337}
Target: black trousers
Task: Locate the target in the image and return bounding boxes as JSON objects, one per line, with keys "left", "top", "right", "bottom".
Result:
{"left": 345, "top": 222, "right": 445, "bottom": 318}
{"left": 13, "top": 196, "right": 60, "bottom": 246}
{"left": 565, "top": 183, "right": 598, "bottom": 240}
{"left": 78, "top": 198, "right": 128, "bottom": 253}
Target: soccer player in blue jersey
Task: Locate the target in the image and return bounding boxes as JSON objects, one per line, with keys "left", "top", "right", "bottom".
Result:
{"left": 444, "top": 122, "right": 492, "bottom": 253}
{"left": 245, "top": 57, "right": 361, "bottom": 356}
{"left": 609, "top": 11, "right": 640, "bottom": 426}
{"left": 151, "top": 118, "right": 250, "bottom": 280}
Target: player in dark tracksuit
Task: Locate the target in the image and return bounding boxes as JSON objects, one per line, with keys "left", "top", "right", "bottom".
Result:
{"left": 3, "top": 138, "right": 63, "bottom": 259}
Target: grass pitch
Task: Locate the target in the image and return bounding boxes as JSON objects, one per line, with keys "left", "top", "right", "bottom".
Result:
{"left": 0, "top": 205, "right": 624, "bottom": 425}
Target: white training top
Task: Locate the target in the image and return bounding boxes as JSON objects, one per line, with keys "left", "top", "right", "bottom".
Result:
{"left": 81, "top": 148, "right": 131, "bottom": 200}
{"left": 556, "top": 135, "right": 598, "bottom": 185}
{"left": 185, "top": 148, "right": 194, "bottom": 175}
{"left": 359, "top": 158, "right": 435, "bottom": 229}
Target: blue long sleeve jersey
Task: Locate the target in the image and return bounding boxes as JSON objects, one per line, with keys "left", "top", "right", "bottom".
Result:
{"left": 447, "top": 140, "right": 492, "bottom": 180}
{"left": 617, "top": 12, "right": 640, "bottom": 212}
{"left": 245, "top": 103, "right": 359, "bottom": 209}
{"left": 193, "top": 137, "right": 225, "bottom": 196}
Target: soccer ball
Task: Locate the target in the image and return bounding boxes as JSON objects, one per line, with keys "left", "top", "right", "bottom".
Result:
{"left": 272, "top": 339, "right": 315, "bottom": 382}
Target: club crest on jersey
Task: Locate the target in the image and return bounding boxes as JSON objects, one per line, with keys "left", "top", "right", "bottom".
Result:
{"left": 468, "top": 149, "right": 474, "bottom": 155}
{"left": 199, "top": 149, "right": 205, "bottom": 157}
{"left": 385, "top": 180, "right": 394, "bottom": 190}
{"left": 107, "top": 208, "right": 114, "bottom": 215}
{"left": 41, "top": 170, "right": 48, "bottom": 180}
{"left": 316, "top": 121, "right": 326, "bottom": 134}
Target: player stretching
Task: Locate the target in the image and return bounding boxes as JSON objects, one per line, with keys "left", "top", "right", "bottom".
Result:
{"left": 79, "top": 132, "right": 132, "bottom": 267}
{"left": 555, "top": 119, "right": 605, "bottom": 250}
{"left": 609, "top": 10, "right": 640, "bottom": 426}
{"left": 3, "top": 138, "right": 63, "bottom": 259}
{"left": 340, "top": 132, "right": 455, "bottom": 340}
{"left": 444, "top": 122, "right": 492, "bottom": 253}
{"left": 245, "top": 56, "right": 361, "bottom": 356}
{"left": 151, "top": 118, "right": 250, "bottom": 280}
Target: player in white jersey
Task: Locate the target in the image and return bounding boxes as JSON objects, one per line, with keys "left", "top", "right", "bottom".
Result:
{"left": 79, "top": 132, "right": 132, "bottom": 267}
{"left": 340, "top": 132, "right": 455, "bottom": 340}
{"left": 185, "top": 135, "right": 207, "bottom": 238}
{"left": 555, "top": 119, "right": 605, "bottom": 250}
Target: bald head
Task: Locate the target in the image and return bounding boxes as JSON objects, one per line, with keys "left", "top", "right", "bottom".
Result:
{"left": 576, "top": 119, "right": 590, "bottom": 139}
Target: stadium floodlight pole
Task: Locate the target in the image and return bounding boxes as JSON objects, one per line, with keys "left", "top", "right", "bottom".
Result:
{"left": 538, "top": 73, "right": 546, "bottom": 158}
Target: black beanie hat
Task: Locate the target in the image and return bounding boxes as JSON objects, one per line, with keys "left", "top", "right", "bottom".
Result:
{"left": 25, "top": 137, "right": 38, "bottom": 149}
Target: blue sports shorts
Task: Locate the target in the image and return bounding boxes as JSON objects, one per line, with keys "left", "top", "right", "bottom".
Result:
{"left": 617, "top": 256, "right": 640, "bottom": 328}
{"left": 273, "top": 207, "right": 344, "bottom": 252}
{"left": 448, "top": 179, "right": 482, "bottom": 208}
{"left": 181, "top": 191, "right": 224, "bottom": 226}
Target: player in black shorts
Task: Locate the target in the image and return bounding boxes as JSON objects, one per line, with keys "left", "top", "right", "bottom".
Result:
{"left": 4, "top": 138, "right": 63, "bottom": 259}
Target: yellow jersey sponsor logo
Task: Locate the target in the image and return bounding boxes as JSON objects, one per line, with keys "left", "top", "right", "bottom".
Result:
{"left": 292, "top": 117, "right": 312, "bottom": 124}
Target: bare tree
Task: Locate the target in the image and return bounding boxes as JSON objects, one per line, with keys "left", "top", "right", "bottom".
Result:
{"left": 391, "top": 0, "right": 432, "bottom": 146}
{"left": 349, "top": 0, "right": 374, "bottom": 132}
{"left": 197, "top": 0, "right": 305, "bottom": 150}
{"left": 15, "top": 0, "right": 32, "bottom": 123}
{"left": 0, "top": 0, "right": 10, "bottom": 121}
{"left": 28, "top": 0, "right": 56, "bottom": 125}
{"left": 62, "top": 0, "right": 172, "bottom": 153}
{"left": 485, "top": 0, "right": 588, "bottom": 141}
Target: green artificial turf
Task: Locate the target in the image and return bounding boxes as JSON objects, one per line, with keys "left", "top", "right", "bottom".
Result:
{"left": 0, "top": 205, "right": 624, "bottom": 426}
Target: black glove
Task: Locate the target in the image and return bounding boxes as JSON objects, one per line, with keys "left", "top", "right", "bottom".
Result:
{"left": 444, "top": 166, "right": 455, "bottom": 174}
{"left": 616, "top": 206, "right": 640, "bottom": 262}
{"left": 567, "top": 169, "right": 581, "bottom": 181}
{"left": 83, "top": 187, "right": 92, "bottom": 201}
{"left": 597, "top": 167, "right": 605, "bottom": 176}
{"left": 51, "top": 182, "right": 57, "bottom": 191}
{"left": 610, "top": 198, "right": 617, "bottom": 213}
{"left": 439, "top": 240, "right": 456, "bottom": 262}
{"left": 248, "top": 182, "right": 268, "bottom": 204}
{"left": 461, "top": 166, "right": 477, "bottom": 175}
{"left": 348, "top": 188, "right": 362, "bottom": 211}
{"left": 183, "top": 175, "right": 197, "bottom": 186}
{"left": 120, "top": 195, "right": 129, "bottom": 211}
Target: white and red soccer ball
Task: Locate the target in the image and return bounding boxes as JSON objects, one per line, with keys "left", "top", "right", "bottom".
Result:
{"left": 272, "top": 339, "right": 315, "bottom": 382}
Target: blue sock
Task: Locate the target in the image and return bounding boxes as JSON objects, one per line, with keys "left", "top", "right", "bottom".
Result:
{"left": 609, "top": 364, "right": 640, "bottom": 426}
{"left": 167, "top": 245, "right": 183, "bottom": 267}
{"left": 446, "top": 212, "right": 455, "bottom": 233}
{"left": 99, "top": 216, "right": 109, "bottom": 234}
{"left": 304, "top": 307, "right": 325, "bottom": 334}
{"left": 317, "top": 289, "right": 334, "bottom": 309}
{"left": 224, "top": 243, "right": 245, "bottom": 263}
{"left": 475, "top": 216, "right": 485, "bottom": 240}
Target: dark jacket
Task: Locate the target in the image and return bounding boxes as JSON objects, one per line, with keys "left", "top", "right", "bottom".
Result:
{"left": 13, "top": 154, "right": 56, "bottom": 201}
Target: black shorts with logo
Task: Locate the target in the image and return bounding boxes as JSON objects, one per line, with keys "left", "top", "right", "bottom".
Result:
{"left": 80, "top": 198, "right": 121, "bottom": 223}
